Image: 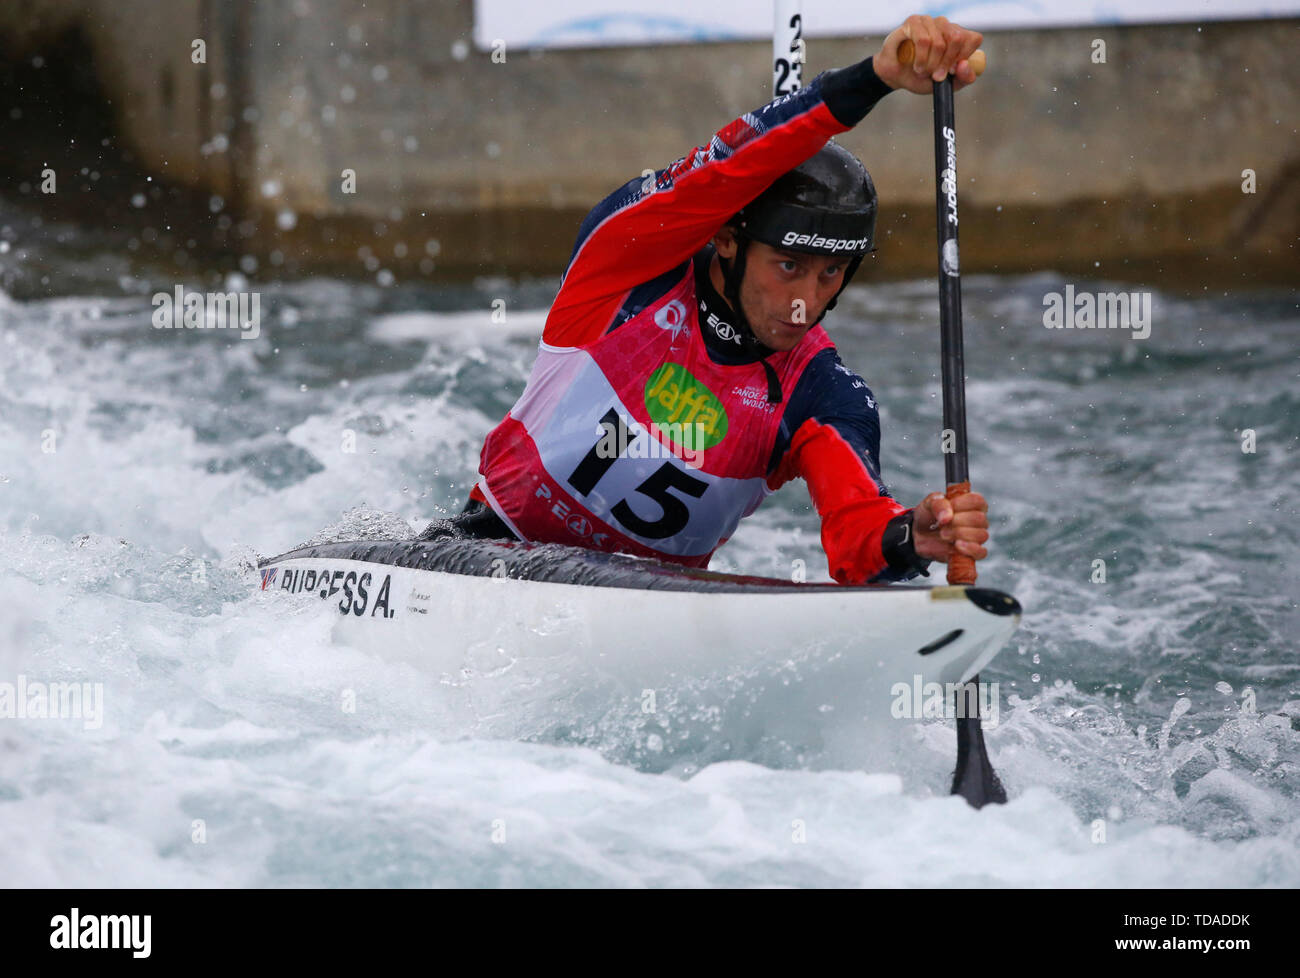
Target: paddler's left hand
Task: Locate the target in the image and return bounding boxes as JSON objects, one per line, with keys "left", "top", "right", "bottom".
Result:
{"left": 911, "top": 491, "right": 989, "bottom": 564}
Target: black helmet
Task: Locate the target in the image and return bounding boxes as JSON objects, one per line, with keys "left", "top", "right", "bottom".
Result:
{"left": 734, "top": 140, "right": 877, "bottom": 261}
{"left": 718, "top": 140, "right": 876, "bottom": 325}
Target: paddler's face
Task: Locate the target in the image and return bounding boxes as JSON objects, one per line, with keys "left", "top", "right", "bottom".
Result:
{"left": 711, "top": 229, "right": 849, "bottom": 352}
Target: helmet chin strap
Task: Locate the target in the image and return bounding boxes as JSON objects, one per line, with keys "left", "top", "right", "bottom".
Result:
{"left": 717, "top": 238, "right": 784, "bottom": 405}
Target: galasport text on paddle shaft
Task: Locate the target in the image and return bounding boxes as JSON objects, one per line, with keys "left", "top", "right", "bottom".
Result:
{"left": 898, "top": 37, "right": 1007, "bottom": 808}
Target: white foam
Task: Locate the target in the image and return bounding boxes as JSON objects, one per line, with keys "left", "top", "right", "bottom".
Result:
{"left": 2, "top": 275, "right": 1297, "bottom": 886}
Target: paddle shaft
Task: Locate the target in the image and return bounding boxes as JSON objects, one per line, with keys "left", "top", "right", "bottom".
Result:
{"left": 897, "top": 38, "right": 978, "bottom": 587}
{"left": 899, "top": 38, "right": 1006, "bottom": 807}
{"left": 931, "top": 78, "right": 976, "bottom": 587}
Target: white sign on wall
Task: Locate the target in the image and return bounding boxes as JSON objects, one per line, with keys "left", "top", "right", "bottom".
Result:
{"left": 473, "top": 0, "right": 1300, "bottom": 50}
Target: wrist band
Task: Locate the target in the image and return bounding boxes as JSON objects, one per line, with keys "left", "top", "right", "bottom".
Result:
{"left": 881, "top": 511, "right": 931, "bottom": 578}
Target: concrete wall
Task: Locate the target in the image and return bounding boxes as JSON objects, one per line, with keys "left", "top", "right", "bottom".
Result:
{"left": 1, "top": 1, "right": 1296, "bottom": 283}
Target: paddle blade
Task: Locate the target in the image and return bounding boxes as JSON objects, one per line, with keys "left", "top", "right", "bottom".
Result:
{"left": 951, "top": 712, "right": 1008, "bottom": 808}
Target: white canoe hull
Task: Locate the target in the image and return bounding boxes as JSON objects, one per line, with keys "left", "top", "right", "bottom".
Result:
{"left": 258, "top": 539, "right": 1020, "bottom": 705}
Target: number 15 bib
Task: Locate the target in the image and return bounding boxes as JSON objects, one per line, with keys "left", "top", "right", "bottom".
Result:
{"left": 475, "top": 266, "right": 832, "bottom": 564}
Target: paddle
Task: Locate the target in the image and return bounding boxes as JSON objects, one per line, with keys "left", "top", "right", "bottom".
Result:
{"left": 898, "top": 38, "right": 1007, "bottom": 808}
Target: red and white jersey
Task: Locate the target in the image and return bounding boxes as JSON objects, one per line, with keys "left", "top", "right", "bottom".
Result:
{"left": 478, "top": 267, "right": 833, "bottom": 564}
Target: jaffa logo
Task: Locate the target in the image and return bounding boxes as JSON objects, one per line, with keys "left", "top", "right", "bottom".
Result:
{"left": 644, "top": 363, "right": 728, "bottom": 449}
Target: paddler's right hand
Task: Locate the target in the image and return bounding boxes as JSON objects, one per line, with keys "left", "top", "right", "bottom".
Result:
{"left": 910, "top": 491, "right": 990, "bottom": 565}
{"left": 873, "top": 15, "right": 984, "bottom": 93}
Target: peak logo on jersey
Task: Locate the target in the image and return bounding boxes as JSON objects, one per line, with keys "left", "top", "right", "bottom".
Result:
{"left": 644, "top": 363, "right": 728, "bottom": 449}
{"left": 699, "top": 301, "right": 741, "bottom": 345}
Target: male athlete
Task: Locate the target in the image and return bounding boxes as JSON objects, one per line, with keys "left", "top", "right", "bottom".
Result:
{"left": 423, "top": 15, "right": 991, "bottom": 585}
